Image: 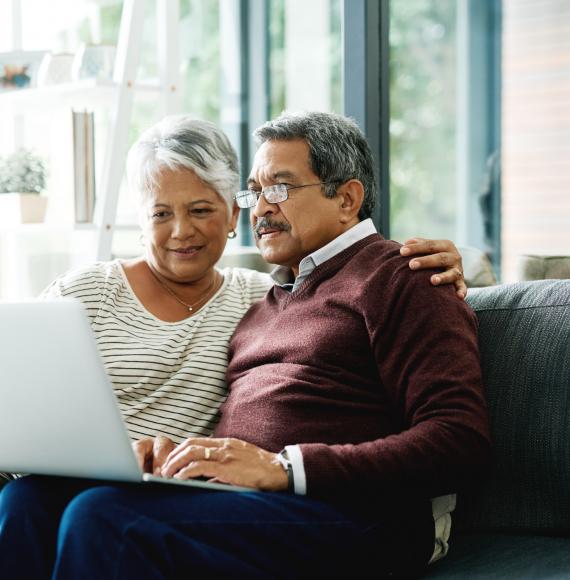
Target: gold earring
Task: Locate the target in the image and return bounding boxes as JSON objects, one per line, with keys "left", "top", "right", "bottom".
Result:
{"left": 227, "top": 229, "right": 237, "bottom": 239}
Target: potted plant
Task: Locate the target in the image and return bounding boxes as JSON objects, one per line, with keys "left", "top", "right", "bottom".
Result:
{"left": 0, "top": 148, "right": 48, "bottom": 223}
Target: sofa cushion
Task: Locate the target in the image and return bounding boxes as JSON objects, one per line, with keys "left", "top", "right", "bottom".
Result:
{"left": 425, "top": 532, "right": 570, "bottom": 579}
{"left": 458, "top": 246, "right": 497, "bottom": 287}
{"left": 457, "top": 280, "right": 570, "bottom": 533}
{"left": 517, "top": 254, "right": 570, "bottom": 281}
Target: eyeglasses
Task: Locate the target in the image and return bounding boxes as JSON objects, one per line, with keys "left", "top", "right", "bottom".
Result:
{"left": 233, "top": 182, "right": 334, "bottom": 209}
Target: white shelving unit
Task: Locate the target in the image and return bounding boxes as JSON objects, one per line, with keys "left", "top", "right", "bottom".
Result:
{"left": 0, "top": 78, "right": 164, "bottom": 113}
{"left": 0, "top": 0, "right": 181, "bottom": 299}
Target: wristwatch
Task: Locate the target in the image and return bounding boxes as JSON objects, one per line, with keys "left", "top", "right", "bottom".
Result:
{"left": 277, "top": 449, "right": 294, "bottom": 493}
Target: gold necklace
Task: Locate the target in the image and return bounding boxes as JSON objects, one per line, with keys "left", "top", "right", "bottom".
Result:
{"left": 147, "top": 265, "right": 219, "bottom": 312}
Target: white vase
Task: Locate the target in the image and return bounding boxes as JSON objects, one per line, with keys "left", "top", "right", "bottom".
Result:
{"left": 0, "top": 193, "right": 48, "bottom": 224}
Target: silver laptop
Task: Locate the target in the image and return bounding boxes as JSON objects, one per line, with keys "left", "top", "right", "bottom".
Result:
{"left": 0, "top": 299, "right": 250, "bottom": 492}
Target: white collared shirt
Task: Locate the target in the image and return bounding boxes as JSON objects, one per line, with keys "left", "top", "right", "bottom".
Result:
{"left": 271, "top": 218, "right": 378, "bottom": 292}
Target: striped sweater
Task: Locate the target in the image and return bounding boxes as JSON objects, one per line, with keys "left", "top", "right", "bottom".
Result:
{"left": 41, "top": 260, "right": 271, "bottom": 443}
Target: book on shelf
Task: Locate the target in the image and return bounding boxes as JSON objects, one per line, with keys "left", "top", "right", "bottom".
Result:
{"left": 72, "top": 110, "right": 96, "bottom": 223}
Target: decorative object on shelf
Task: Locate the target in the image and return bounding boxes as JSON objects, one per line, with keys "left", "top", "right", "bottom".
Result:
{"left": 37, "top": 52, "right": 75, "bottom": 87}
{"left": 71, "top": 43, "right": 116, "bottom": 81}
{"left": 0, "top": 50, "right": 46, "bottom": 92}
{"left": 72, "top": 110, "right": 96, "bottom": 223}
{"left": 0, "top": 148, "right": 48, "bottom": 224}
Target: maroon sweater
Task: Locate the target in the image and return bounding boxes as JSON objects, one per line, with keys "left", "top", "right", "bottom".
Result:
{"left": 215, "top": 234, "right": 491, "bottom": 500}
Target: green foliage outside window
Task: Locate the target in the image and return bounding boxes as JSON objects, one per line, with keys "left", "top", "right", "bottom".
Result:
{"left": 179, "top": 0, "right": 221, "bottom": 125}
{"left": 269, "top": 0, "right": 286, "bottom": 118}
{"left": 389, "top": 0, "right": 457, "bottom": 242}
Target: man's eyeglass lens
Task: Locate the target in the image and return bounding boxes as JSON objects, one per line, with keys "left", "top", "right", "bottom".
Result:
{"left": 234, "top": 185, "right": 288, "bottom": 208}
{"left": 234, "top": 182, "right": 330, "bottom": 209}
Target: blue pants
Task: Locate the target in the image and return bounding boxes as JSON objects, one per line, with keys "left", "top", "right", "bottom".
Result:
{"left": 0, "top": 475, "right": 434, "bottom": 579}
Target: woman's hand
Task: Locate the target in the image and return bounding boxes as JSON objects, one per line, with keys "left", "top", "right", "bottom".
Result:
{"left": 400, "top": 238, "right": 467, "bottom": 299}
{"left": 132, "top": 434, "right": 176, "bottom": 475}
{"left": 161, "top": 437, "right": 288, "bottom": 492}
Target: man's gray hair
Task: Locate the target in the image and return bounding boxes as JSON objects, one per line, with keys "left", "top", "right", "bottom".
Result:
{"left": 126, "top": 115, "right": 239, "bottom": 210}
{"left": 253, "top": 111, "right": 377, "bottom": 220}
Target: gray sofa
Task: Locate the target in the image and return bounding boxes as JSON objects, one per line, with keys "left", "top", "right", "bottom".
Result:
{"left": 3, "top": 274, "right": 568, "bottom": 578}
{"left": 426, "top": 279, "right": 570, "bottom": 579}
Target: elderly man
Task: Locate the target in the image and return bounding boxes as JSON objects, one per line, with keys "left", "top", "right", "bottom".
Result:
{"left": 0, "top": 113, "right": 489, "bottom": 579}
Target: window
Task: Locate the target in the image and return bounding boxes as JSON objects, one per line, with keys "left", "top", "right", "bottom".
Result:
{"left": 234, "top": 0, "right": 342, "bottom": 245}
{"left": 6, "top": 0, "right": 567, "bottom": 298}
{"left": 268, "top": 0, "right": 341, "bottom": 117}
{"left": 389, "top": 0, "right": 502, "bottom": 274}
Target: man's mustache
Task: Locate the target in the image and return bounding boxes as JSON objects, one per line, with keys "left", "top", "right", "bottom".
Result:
{"left": 253, "top": 217, "right": 291, "bottom": 239}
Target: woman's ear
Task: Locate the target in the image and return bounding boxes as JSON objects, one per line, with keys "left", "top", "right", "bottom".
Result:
{"left": 337, "top": 179, "right": 365, "bottom": 224}
{"left": 229, "top": 202, "right": 240, "bottom": 231}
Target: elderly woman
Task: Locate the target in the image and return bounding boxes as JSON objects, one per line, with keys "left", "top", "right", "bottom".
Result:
{"left": 37, "top": 116, "right": 272, "bottom": 447}
{"left": 0, "top": 114, "right": 467, "bottom": 575}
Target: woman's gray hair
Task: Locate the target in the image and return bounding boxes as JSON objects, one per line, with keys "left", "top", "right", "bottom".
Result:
{"left": 126, "top": 115, "right": 239, "bottom": 211}
{"left": 253, "top": 111, "right": 377, "bottom": 220}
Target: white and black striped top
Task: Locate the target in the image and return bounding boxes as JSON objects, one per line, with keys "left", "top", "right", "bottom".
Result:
{"left": 41, "top": 260, "right": 272, "bottom": 444}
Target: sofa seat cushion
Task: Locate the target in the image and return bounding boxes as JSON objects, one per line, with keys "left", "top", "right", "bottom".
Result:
{"left": 425, "top": 532, "right": 570, "bottom": 579}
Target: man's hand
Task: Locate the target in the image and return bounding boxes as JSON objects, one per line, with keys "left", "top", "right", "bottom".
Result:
{"left": 161, "top": 437, "right": 288, "bottom": 492}
{"left": 400, "top": 238, "right": 467, "bottom": 300}
{"left": 132, "top": 434, "right": 176, "bottom": 475}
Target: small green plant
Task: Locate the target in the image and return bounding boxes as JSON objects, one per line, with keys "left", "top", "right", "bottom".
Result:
{"left": 0, "top": 149, "right": 47, "bottom": 194}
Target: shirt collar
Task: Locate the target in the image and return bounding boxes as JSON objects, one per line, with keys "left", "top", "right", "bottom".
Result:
{"left": 271, "top": 218, "right": 377, "bottom": 288}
